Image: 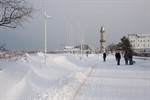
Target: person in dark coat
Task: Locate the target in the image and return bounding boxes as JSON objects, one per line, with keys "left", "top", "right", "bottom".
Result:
{"left": 128, "top": 50, "right": 133, "bottom": 65}
{"left": 124, "top": 50, "right": 129, "bottom": 65}
{"left": 103, "top": 52, "right": 106, "bottom": 62}
{"left": 86, "top": 51, "right": 89, "bottom": 57}
{"left": 115, "top": 51, "right": 121, "bottom": 65}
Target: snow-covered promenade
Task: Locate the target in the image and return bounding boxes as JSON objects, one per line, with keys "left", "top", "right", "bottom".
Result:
{"left": 0, "top": 53, "right": 150, "bottom": 100}
{"left": 75, "top": 56, "right": 150, "bottom": 100}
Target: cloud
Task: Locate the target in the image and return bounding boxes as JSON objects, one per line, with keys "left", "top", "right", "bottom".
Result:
{"left": 1, "top": 0, "right": 149, "bottom": 51}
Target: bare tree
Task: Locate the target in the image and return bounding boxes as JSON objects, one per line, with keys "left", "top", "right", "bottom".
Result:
{"left": 0, "top": 0, "right": 35, "bottom": 28}
{"left": 107, "top": 43, "right": 118, "bottom": 53}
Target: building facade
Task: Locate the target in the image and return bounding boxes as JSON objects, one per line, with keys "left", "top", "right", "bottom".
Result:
{"left": 128, "top": 34, "right": 150, "bottom": 53}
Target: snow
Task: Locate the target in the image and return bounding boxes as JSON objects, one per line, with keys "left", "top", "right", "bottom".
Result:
{"left": 0, "top": 53, "right": 150, "bottom": 100}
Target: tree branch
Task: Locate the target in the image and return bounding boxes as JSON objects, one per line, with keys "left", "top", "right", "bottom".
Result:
{"left": 0, "top": 0, "right": 35, "bottom": 28}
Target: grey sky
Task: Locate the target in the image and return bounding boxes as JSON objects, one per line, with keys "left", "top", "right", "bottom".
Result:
{"left": 0, "top": 0, "right": 149, "bottom": 51}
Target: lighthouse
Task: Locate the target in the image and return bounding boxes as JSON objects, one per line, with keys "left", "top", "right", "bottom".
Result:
{"left": 100, "top": 25, "right": 105, "bottom": 53}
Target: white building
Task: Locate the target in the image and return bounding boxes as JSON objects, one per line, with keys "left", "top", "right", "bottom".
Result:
{"left": 128, "top": 34, "right": 150, "bottom": 53}
{"left": 62, "top": 45, "right": 92, "bottom": 54}
{"left": 63, "top": 46, "right": 80, "bottom": 53}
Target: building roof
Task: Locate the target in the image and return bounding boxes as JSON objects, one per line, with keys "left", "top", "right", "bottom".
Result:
{"left": 128, "top": 34, "right": 150, "bottom": 37}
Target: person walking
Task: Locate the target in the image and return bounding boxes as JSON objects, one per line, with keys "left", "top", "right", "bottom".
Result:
{"left": 124, "top": 50, "right": 129, "bottom": 65}
{"left": 115, "top": 51, "right": 121, "bottom": 65}
{"left": 103, "top": 52, "right": 106, "bottom": 62}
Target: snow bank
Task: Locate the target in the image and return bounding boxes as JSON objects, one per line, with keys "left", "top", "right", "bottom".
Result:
{"left": 1, "top": 53, "right": 149, "bottom": 100}
{"left": 35, "top": 66, "right": 94, "bottom": 100}
{"left": 1, "top": 53, "right": 93, "bottom": 100}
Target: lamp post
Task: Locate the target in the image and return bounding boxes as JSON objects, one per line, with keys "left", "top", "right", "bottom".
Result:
{"left": 44, "top": 11, "right": 52, "bottom": 64}
{"left": 80, "top": 40, "right": 83, "bottom": 60}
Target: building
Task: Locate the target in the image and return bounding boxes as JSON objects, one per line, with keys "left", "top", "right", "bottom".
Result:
{"left": 128, "top": 34, "right": 150, "bottom": 53}
{"left": 63, "top": 46, "right": 80, "bottom": 53}
{"left": 62, "top": 45, "right": 92, "bottom": 54}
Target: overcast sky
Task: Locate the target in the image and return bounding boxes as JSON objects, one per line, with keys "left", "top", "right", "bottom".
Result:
{"left": 0, "top": 0, "right": 149, "bottom": 51}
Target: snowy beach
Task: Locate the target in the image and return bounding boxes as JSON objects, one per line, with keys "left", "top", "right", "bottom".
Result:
{"left": 0, "top": 53, "right": 150, "bottom": 100}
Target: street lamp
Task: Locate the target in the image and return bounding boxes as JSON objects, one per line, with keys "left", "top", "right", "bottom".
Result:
{"left": 44, "top": 11, "right": 52, "bottom": 64}
{"left": 80, "top": 40, "right": 84, "bottom": 60}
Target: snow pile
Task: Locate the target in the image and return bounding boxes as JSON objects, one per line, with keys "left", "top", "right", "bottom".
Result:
{"left": 0, "top": 53, "right": 98, "bottom": 100}
{"left": 0, "top": 53, "right": 149, "bottom": 100}
{"left": 36, "top": 66, "right": 95, "bottom": 100}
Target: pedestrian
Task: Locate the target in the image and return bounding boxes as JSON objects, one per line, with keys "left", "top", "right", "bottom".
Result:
{"left": 128, "top": 50, "right": 133, "bottom": 65}
{"left": 86, "top": 51, "right": 89, "bottom": 57}
{"left": 115, "top": 51, "right": 121, "bottom": 65}
{"left": 124, "top": 50, "right": 129, "bottom": 65}
{"left": 103, "top": 52, "right": 106, "bottom": 62}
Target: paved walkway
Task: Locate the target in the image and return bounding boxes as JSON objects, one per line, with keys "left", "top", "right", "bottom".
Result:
{"left": 75, "top": 59, "right": 150, "bottom": 100}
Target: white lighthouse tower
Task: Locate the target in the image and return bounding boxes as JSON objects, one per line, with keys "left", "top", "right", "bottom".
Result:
{"left": 100, "top": 25, "right": 105, "bottom": 53}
